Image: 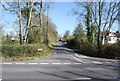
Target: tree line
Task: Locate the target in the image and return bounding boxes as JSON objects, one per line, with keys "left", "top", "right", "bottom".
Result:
{"left": 70, "top": 2, "right": 119, "bottom": 49}
{"left": 0, "top": 0, "right": 58, "bottom": 45}
{"left": 63, "top": 2, "right": 119, "bottom": 58}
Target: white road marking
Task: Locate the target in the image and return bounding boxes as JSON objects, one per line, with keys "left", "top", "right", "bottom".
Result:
{"left": 75, "top": 53, "right": 80, "bottom": 57}
{"left": 3, "top": 63, "right": 12, "bottom": 64}
{"left": 74, "top": 77, "right": 91, "bottom": 80}
{"left": 44, "top": 60, "right": 60, "bottom": 61}
{"left": 2, "top": 62, "right": 84, "bottom": 65}
{"left": 40, "top": 63, "right": 49, "bottom": 64}
{"left": 15, "top": 63, "right": 25, "bottom": 64}
{"left": 52, "top": 63, "right": 61, "bottom": 64}
{"left": 71, "top": 55, "right": 85, "bottom": 63}
{"left": 74, "top": 63, "right": 82, "bottom": 64}
{"left": 28, "top": 63, "right": 38, "bottom": 64}
{"left": 65, "top": 51, "right": 68, "bottom": 53}
{"left": 75, "top": 53, "right": 89, "bottom": 58}
{"left": 0, "top": 79, "right": 2, "bottom": 81}
{"left": 92, "top": 61, "right": 102, "bottom": 64}
{"left": 63, "top": 63, "right": 71, "bottom": 64}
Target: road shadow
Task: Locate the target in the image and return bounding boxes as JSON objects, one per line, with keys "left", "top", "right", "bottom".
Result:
{"left": 35, "top": 70, "right": 119, "bottom": 81}
{"left": 36, "top": 71, "right": 70, "bottom": 79}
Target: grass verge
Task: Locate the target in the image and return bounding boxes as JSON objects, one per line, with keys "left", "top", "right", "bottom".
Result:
{"left": 2, "top": 43, "right": 53, "bottom": 62}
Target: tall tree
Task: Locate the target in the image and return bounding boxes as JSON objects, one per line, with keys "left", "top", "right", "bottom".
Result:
{"left": 34, "top": 1, "right": 50, "bottom": 45}
{"left": 64, "top": 30, "right": 70, "bottom": 41}
{"left": 73, "top": 2, "right": 119, "bottom": 48}
{"left": 85, "top": 4, "right": 91, "bottom": 42}
{"left": 73, "top": 23, "right": 84, "bottom": 39}
{"left": 101, "top": 2, "right": 119, "bottom": 44}
{"left": 23, "top": 0, "right": 34, "bottom": 43}
{"left": 0, "top": 1, "right": 23, "bottom": 44}
{"left": 45, "top": 4, "right": 51, "bottom": 45}
{"left": 72, "top": 2, "right": 95, "bottom": 44}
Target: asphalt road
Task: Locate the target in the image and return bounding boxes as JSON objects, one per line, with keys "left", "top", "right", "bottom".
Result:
{"left": 1, "top": 42, "right": 120, "bottom": 81}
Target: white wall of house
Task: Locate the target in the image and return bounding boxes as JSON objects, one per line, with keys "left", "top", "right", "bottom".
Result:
{"left": 107, "top": 33, "right": 118, "bottom": 44}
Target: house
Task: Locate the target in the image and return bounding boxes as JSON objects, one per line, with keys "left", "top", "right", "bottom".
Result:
{"left": 102, "top": 32, "right": 120, "bottom": 44}
{"left": 107, "top": 33, "right": 118, "bottom": 44}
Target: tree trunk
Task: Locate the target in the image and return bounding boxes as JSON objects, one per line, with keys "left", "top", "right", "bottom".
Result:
{"left": 18, "top": 0, "right": 23, "bottom": 44}
{"left": 86, "top": 6, "right": 91, "bottom": 43}
{"left": 97, "top": 2, "right": 103, "bottom": 49}
{"left": 24, "top": 0, "right": 34, "bottom": 43}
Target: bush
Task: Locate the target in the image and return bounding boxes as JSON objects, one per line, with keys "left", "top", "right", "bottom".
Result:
{"left": 79, "top": 42, "right": 97, "bottom": 56}
{"left": 101, "top": 43, "right": 120, "bottom": 58}
{"left": 67, "top": 38, "right": 80, "bottom": 49}
{"left": 2, "top": 44, "right": 52, "bottom": 61}
{"left": 2, "top": 45, "right": 36, "bottom": 58}
{"left": 67, "top": 38, "right": 119, "bottom": 59}
{"left": 67, "top": 38, "right": 97, "bottom": 56}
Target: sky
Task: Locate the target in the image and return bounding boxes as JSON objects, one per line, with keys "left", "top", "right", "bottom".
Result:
{"left": 49, "top": 2, "right": 77, "bottom": 36}
{"left": 1, "top": 2, "right": 119, "bottom": 36}
{"left": 1, "top": 2, "right": 78, "bottom": 36}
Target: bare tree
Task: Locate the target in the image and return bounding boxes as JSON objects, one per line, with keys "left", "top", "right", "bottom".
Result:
{"left": 73, "top": 1, "right": 119, "bottom": 50}
{"left": 24, "top": 0, "right": 34, "bottom": 43}
{"left": 34, "top": 0, "right": 51, "bottom": 45}
{"left": 101, "top": 2, "right": 119, "bottom": 44}
{"left": 45, "top": 4, "right": 51, "bottom": 45}
{"left": 0, "top": 1, "right": 23, "bottom": 44}
{"left": 39, "top": 0, "right": 43, "bottom": 45}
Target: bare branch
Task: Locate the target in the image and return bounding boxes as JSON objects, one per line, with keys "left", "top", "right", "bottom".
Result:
{"left": 0, "top": 2, "right": 20, "bottom": 15}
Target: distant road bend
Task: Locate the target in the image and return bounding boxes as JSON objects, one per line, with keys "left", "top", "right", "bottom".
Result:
{"left": 1, "top": 42, "right": 119, "bottom": 81}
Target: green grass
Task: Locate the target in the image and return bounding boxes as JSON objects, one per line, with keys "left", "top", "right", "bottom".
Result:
{"left": 48, "top": 41, "right": 57, "bottom": 48}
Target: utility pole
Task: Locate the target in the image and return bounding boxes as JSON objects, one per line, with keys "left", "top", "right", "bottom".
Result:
{"left": 39, "top": 0, "right": 43, "bottom": 45}
{"left": 46, "top": 5, "right": 49, "bottom": 45}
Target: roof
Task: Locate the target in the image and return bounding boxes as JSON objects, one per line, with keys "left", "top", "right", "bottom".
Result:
{"left": 101, "top": 32, "right": 120, "bottom": 38}
{"left": 114, "top": 33, "right": 120, "bottom": 38}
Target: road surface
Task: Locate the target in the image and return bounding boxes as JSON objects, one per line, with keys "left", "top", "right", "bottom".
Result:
{"left": 1, "top": 42, "right": 119, "bottom": 81}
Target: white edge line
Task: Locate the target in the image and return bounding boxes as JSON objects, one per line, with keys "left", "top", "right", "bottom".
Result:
{"left": 65, "top": 51, "right": 68, "bottom": 53}
{"left": 28, "top": 63, "right": 38, "bottom": 64}
{"left": 15, "top": 63, "right": 25, "bottom": 64}
{"left": 92, "top": 61, "right": 102, "bottom": 64}
{"left": 71, "top": 55, "right": 85, "bottom": 63}
{"left": 40, "top": 63, "right": 49, "bottom": 64}
{"left": 63, "top": 63, "right": 71, "bottom": 64}
{"left": 0, "top": 79, "right": 2, "bottom": 81}
{"left": 3, "top": 63, "right": 12, "bottom": 64}
{"left": 52, "top": 63, "right": 61, "bottom": 64}
{"left": 75, "top": 53, "right": 80, "bottom": 57}
{"left": 75, "top": 53, "right": 89, "bottom": 58}
{"left": 74, "top": 78, "right": 91, "bottom": 80}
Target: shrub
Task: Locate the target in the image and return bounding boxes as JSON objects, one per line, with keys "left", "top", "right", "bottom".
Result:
{"left": 101, "top": 43, "right": 120, "bottom": 58}
{"left": 67, "top": 38, "right": 97, "bottom": 56}
{"left": 79, "top": 42, "right": 97, "bottom": 56}
{"left": 67, "top": 38, "right": 80, "bottom": 49}
{"left": 67, "top": 38, "right": 119, "bottom": 59}
{"left": 2, "top": 44, "right": 51, "bottom": 60}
